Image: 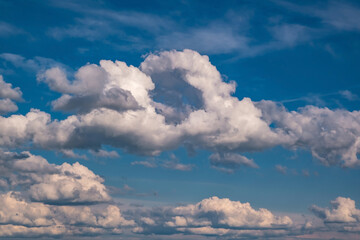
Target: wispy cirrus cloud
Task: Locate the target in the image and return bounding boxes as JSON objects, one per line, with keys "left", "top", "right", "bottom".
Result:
{"left": 276, "top": 0, "right": 360, "bottom": 32}
{"left": 0, "top": 22, "right": 24, "bottom": 37}
{"left": 132, "top": 154, "right": 194, "bottom": 171}
{"left": 43, "top": 0, "right": 326, "bottom": 57}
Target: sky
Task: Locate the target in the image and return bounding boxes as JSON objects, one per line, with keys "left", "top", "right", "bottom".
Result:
{"left": 0, "top": 0, "right": 360, "bottom": 239}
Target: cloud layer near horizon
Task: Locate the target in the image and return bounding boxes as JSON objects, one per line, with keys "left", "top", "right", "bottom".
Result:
{"left": 0, "top": 150, "right": 299, "bottom": 238}
{"left": 0, "top": 149, "right": 359, "bottom": 239}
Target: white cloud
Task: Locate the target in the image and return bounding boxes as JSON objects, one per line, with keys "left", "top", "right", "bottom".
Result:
{"left": 209, "top": 153, "right": 258, "bottom": 173}
{"left": 37, "top": 62, "right": 147, "bottom": 113}
{"left": 310, "top": 196, "right": 360, "bottom": 233}
{"left": 0, "top": 191, "right": 135, "bottom": 238}
{"left": 0, "top": 98, "right": 18, "bottom": 114}
{"left": 258, "top": 100, "right": 360, "bottom": 167}
{"left": 132, "top": 196, "right": 302, "bottom": 238}
{"left": 311, "top": 197, "right": 360, "bottom": 224}
{"left": 0, "top": 150, "right": 110, "bottom": 204}
{"left": 0, "top": 150, "right": 135, "bottom": 237}
{"left": 0, "top": 75, "right": 22, "bottom": 114}
{"left": 1, "top": 50, "right": 360, "bottom": 169}
{"left": 29, "top": 161, "right": 111, "bottom": 204}
{"left": 0, "top": 75, "right": 22, "bottom": 101}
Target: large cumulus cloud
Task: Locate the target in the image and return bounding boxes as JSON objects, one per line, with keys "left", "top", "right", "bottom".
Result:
{"left": 0, "top": 49, "right": 359, "bottom": 167}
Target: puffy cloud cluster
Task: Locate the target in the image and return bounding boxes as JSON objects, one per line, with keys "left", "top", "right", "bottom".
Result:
{"left": 0, "top": 150, "right": 110, "bottom": 204}
{"left": 131, "top": 196, "right": 303, "bottom": 239}
{"left": 1, "top": 49, "right": 360, "bottom": 168}
{"left": 0, "top": 75, "right": 22, "bottom": 114}
{"left": 258, "top": 101, "right": 360, "bottom": 167}
{"left": 310, "top": 197, "right": 360, "bottom": 232}
{"left": 209, "top": 153, "right": 258, "bottom": 173}
{"left": 0, "top": 192, "right": 135, "bottom": 238}
{"left": 0, "top": 150, "right": 135, "bottom": 237}
{"left": 169, "top": 196, "right": 293, "bottom": 228}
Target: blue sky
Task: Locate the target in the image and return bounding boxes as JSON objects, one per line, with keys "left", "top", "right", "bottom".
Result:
{"left": 1, "top": 0, "right": 360, "bottom": 239}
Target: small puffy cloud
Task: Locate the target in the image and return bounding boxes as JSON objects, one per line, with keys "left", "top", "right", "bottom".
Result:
{"left": 0, "top": 75, "right": 22, "bottom": 114}
{"left": 275, "top": 165, "right": 287, "bottom": 175}
{"left": 302, "top": 169, "right": 310, "bottom": 177}
{"left": 131, "top": 160, "right": 157, "bottom": 168}
{"left": 60, "top": 149, "right": 87, "bottom": 159}
{"left": 310, "top": 196, "right": 360, "bottom": 234}
{"left": 0, "top": 109, "right": 51, "bottom": 147}
{"left": 161, "top": 160, "right": 194, "bottom": 171}
{"left": 0, "top": 75, "right": 22, "bottom": 101}
{"left": 209, "top": 153, "right": 258, "bottom": 173}
{"left": 340, "top": 90, "right": 358, "bottom": 101}
{"left": 311, "top": 197, "right": 360, "bottom": 224}
{"left": 90, "top": 149, "right": 119, "bottom": 158}
{"left": 37, "top": 62, "right": 147, "bottom": 113}
{"left": 258, "top": 100, "right": 360, "bottom": 167}
{"left": 0, "top": 98, "right": 18, "bottom": 114}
